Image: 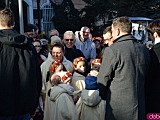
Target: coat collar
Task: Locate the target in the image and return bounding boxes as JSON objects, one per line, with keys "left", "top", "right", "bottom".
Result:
{"left": 114, "top": 34, "right": 136, "bottom": 43}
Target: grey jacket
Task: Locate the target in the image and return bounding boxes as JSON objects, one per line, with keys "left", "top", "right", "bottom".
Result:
{"left": 97, "top": 34, "right": 150, "bottom": 120}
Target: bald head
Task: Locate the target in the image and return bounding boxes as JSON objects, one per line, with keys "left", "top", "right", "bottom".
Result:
{"left": 80, "top": 26, "right": 90, "bottom": 41}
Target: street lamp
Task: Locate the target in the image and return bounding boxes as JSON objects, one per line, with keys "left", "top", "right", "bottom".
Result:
{"left": 18, "top": 0, "right": 24, "bottom": 34}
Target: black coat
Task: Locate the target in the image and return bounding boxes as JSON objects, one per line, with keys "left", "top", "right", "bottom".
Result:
{"left": 153, "top": 42, "right": 160, "bottom": 63}
{"left": 145, "top": 42, "right": 160, "bottom": 113}
{"left": 64, "top": 45, "right": 85, "bottom": 62}
{"left": 0, "top": 29, "right": 42, "bottom": 116}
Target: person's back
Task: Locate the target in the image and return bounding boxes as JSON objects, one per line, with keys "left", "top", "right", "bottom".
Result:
{"left": 98, "top": 16, "right": 150, "bottom": 120}
{"left": 48, "top": 71, "right": 77, "bottom": 120}
{"left": 0, "top": 8, "right": 42, "bottom": 118}
{"left": 76, "top": 74, "right": 105, "bottom": 120}
{"left": 146, "top": 20, "right": 160, "bottom": 114}
{"left": 107, "top": 35, "right": 150, "bottom": 116}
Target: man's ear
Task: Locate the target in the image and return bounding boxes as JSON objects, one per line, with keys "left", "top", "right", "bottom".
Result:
{"left": 117, "top": 28, "right": 120, "bottom": 36}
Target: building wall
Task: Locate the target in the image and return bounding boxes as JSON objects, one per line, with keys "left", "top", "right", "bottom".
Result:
{"left": 71, "top": 0, "right": 86, "bottom": 10}
{"left": 24, "top": 0, "right": 34, "bottom": 24}
{"left": 51, "top": 0, "right": 86, "bottom": 10}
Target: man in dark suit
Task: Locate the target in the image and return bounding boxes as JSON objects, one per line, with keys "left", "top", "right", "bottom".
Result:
{"left": 146, "top": 20, "right": 160, "bottom": 114}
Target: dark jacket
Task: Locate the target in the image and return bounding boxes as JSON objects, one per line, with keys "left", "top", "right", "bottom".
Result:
{"left": 145, "top": 43, "right": 160, "bottom": 113}
{"left": 0, "top": 29, "right": 42, "bottom": 116}
{"left": 64, "top": 45, "right": 85, "bottom": 62}
{"left": 153, "top": 42, "right": 160, "bottom": 63}
{"left": 97, "top": 34, "right": 150, "bottom": 120}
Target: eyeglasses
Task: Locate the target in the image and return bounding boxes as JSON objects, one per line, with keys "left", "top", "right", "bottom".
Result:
{"left": 34, "top": 45, "right": 42, "bottom": 48}
{"left": 65, "top": 39, "right": 74, "bottom": 41}
{"left": 82, "top": 31, "right": 90, "bottom": 34}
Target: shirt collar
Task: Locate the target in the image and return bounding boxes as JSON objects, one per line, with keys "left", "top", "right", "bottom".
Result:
{"left": 154, "top": 38, "right": 160, "bottom": 45}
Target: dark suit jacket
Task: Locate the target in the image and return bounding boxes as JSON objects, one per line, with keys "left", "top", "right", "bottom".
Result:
{"left": 145, "top": 42, "right": 160, "bottom": 113}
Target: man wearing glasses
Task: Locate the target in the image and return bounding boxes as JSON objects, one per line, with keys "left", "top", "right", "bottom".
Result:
{"left": 75, "top": 26, "right": 96, "bottom": 64}
{"left": 63, "top": 31, "right": 84, "bottom": 62}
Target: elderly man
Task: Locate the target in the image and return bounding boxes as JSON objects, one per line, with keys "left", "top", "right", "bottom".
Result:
{"left": 97, "top": 16, "right": 150, "bottom": 120}
{"left": 63, "top": 31, "right": 84, "bottom": 62}
{"left": 75, "top": 26, "right": 96, "bottom": 64}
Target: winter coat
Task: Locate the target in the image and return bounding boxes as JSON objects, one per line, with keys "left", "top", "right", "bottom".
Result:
{"left": 0, "top": 29, "right": 42, "bottom": 116}
{"left": 76, "top": 90, "right": 106, "bottom": 120}
{"left": 97, "top": 34, "right": 150, "bottom": 120}
{"left": 153, "top": 42, "right": 160, "bottom": 63}
{"left": 41, "top": 53, "right": 73, "bottom": 120}
{"left": 47, "top": 84, "right": 77, "bottom": 120}
{"left": 41, "top": 52, "right": 73, "bottom": 93}
{"left": 145, "top": 42, "right": 160, "bottom": 113}
{"left": 64, "top": 45, "right": 85, "bottom": 62}
{"left": 75, "top": 32, "right": 96, "bottom": 63}
{"left": 72, "top": 71, "right": 86, "bottom": 92}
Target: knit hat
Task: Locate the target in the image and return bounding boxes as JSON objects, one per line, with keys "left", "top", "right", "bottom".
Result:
{"left": 24, "top": 24, "right": 38, "bottom": 32}
{"left": 40, "top": 39, "right": 48, "bottom": 45}
{"left": 85, "top": 76, "right": 98, "bottom": 90}
{"left": 49, "top": 36, "right": 61, "bottom": 50}
{"left": 56, "top": 71, "right": 72, "bottom": 84}
{"left": 50, "top": 36, "right": 61, "bottom": 44}
{"left": 73, "top": 57, "right": 86, "bottom": 68}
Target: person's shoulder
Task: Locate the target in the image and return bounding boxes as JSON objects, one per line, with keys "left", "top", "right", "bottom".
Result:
{"left": 75, "top": 47, "right": 84, "bottom": 55}
{"left": 153, "top": 42, "right": 160, "bottom": 49}
{"left": 63, "top": 56, "right": 72, "bottom": 64}
{"left": 87, "top": 38, "right": 94, "bottom": 43}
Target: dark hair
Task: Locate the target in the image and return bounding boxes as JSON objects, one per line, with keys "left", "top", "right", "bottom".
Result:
{"left": 147, "top": 19, "right": 160, "bottom": 36}
{"left": 112, "top": 16, "right": 132, "bottom": 33}
{"left": 103, "top": 26, "right": 112, "bottom": 34}
{"left": 24, "top": 24, "right": 38, "bottom": 32}
{"left": 0, "top": 8, "right": 14, "bottom": 27}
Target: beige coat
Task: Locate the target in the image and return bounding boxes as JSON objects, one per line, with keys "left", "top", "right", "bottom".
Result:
{"left": 72, "top": 71, "right": 85, "bottom": 92}
{"left": 76, "top": 90, "right": 106, "bottom": 120}
{"left": 41, "top": 53, "right": 73, "bottom": 93}
{"left": 46, "top": 84, "right": 77, "bottom": 120}
{"left": 42, "top": 53, "right": 73, "bottom": 120}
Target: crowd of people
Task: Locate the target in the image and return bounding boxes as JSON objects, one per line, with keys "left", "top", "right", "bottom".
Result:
{"left": 1, "top": 7, "right": 160, "bottom": 120}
